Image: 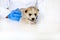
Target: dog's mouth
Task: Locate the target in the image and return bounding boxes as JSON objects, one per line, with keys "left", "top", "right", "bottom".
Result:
{"left": 23, "top": 16, "right": 38, "bottom": 24}
{"left": 28, "top": 18, "right": 34, "bottom": 22}
{"left": 28, "top": 18, "right": 36, "bottom": 24}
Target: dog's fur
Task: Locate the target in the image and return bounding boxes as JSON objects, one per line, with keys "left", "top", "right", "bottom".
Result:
{"left": 20, "top": 7, "right": 39, "bottom": 24}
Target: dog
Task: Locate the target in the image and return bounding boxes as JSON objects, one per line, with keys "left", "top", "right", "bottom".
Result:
{"left": 20, "top": 6, "right": 39, "bottom": 24}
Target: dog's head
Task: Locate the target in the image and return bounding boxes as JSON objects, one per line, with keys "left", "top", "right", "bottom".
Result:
{"left": 21, "top": 7, "right": 39, "bottom": 24}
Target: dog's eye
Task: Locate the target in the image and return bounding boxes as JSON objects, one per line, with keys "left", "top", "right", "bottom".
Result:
{"left": 25, "top": 10, "right": 27, "bottom": 13}
{"left": 29, "top": 13, "right": 32, "bottom": 16}
{"left": 35, "top": 13, "right": 37, "bottom": 16}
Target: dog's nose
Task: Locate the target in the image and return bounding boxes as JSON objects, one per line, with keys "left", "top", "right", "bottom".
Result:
{"left": 32, "top": 18, "right": 35, "bottom": 21}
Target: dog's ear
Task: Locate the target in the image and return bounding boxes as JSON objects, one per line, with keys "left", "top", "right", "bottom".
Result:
{"left": 35, "top": 7, "right": 39, "bottom": 12}
{"left": 20, "top": 8, "right": 28, "bottom": 13}
{"left": 20, "top": 8, "right": 26, "bottom": 12}
{"left": 37, "top": 9, "right": 39, "bottom": 11}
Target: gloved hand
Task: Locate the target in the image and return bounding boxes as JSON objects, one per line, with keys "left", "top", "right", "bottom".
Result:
{"left": 8, "top": 8, "right": 22, "bottom": 21}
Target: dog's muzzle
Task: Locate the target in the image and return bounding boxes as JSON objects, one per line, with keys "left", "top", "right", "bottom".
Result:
{"left": 28, "top": 16, "right": 38, "bottom": 21}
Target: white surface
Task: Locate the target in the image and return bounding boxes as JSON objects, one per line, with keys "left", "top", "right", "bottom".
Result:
{"left": 0, "top": 0, "right": 60, "bottom": 40}
{"left": 0, "top": 0, "right": 9, "bottom": 8}
{"left": 0, "top": 32, "right": 60, "bottom": 40}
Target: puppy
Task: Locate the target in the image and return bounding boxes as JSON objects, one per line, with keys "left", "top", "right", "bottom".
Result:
{"left": 20, "top": 7, "right": 39, "bottom": 24}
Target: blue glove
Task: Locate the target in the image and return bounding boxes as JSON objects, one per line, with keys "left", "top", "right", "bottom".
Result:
{"left": 8, "top": 8, "right": 22, "bottom": 21}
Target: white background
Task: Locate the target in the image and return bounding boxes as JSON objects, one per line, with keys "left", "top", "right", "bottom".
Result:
{"left": 0, "top": 0, "right": 60, "bottom": 40}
